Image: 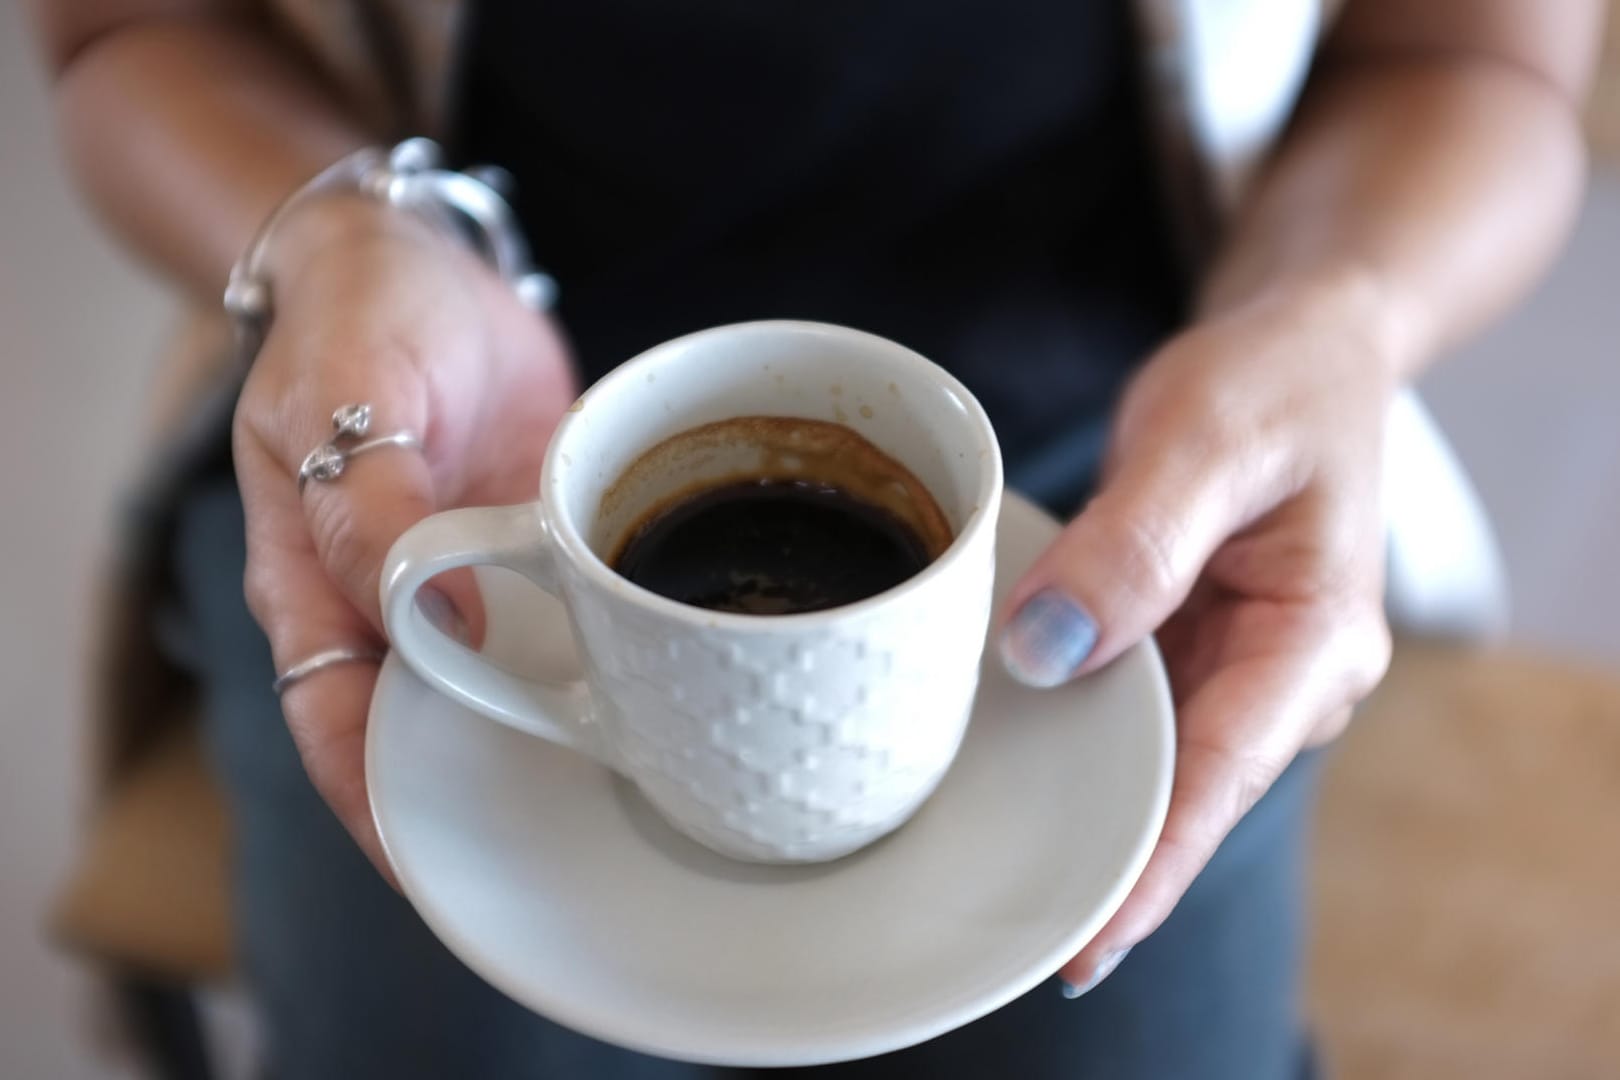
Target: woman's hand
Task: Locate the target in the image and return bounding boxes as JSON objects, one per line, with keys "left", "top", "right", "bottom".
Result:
{"left": 233, "top": 199, "right": 577, "bottom": 875}
{"left": 999, "top": 274, "right": 1398, "bottom": 993}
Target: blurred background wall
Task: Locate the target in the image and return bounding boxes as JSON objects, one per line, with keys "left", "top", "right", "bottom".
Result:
{"left": 2, "top": 3, "right": 172, "bottom": 1076}
{"left": 2, "top": 4, "right": 1616, "bottom": 1077}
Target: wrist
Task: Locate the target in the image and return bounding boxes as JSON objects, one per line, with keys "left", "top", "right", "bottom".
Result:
{"left": 265, "top": 192, "right": 450, "bottom": 287}
{"left": 225, "top": 138, "right": 555, "bottom": 370}
{"left": 1208, "top": 261, "right": 1428, "bottom": 386}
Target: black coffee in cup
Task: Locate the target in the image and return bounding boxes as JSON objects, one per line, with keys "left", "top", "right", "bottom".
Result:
{"left": 613, "top": 478, "right": 930, "bottom": 614}
{"left": 606, "top": 417, "right": 952, "bottom": 616}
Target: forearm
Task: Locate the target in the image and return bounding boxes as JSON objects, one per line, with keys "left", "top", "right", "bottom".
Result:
{"left": 1200, "top": 14, "right": 1597, "bottom": 380}
{"left": 43, "top": 12, "right": 369, "bottom": 300}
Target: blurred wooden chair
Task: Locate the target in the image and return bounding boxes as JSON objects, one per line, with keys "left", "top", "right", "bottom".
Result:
{"left": 1309, "top": 643, "right": 1620, "bottom": 1078}
{"left": 50, "top": 720, "right": 232, "bottom": 1080}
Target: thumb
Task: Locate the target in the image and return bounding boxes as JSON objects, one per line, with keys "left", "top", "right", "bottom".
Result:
{"left": 998, "top": 444, "right": 1246, "bottom": 687}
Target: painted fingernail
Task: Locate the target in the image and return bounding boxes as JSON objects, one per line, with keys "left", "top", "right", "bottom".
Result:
{"left": 1000, "top": 588, "right": 1098, "bottom": 688}
{"left": 1059, "top": 947, "right": 1131, "bottom": 1000}
{"left": 418, "top": 588, "right": 469, "bottom": 644}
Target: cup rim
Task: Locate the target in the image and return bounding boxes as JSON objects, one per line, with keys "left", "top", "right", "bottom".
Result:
{"left": 540, "top": 320, "right": 1004, "bottom": 631}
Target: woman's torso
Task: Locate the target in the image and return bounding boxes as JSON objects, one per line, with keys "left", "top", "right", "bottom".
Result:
{"left": 453, "top": 0, "right": 1186, "bottom": 510}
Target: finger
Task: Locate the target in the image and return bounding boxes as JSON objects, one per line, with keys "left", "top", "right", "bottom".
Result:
{"left": 1057, "top": 602, "right": 1387, "bottom": 992}
{"left": 283, "top": 657, "right": 397, "bottom": 887}
{"left": 999, "top": 436, "right": 1274, "bottom": 688}
{"left": 237, "top": 436, "right": 396, "bottom": 880}
{"left": 246, "top": 380, "right": 485, "bottom": 640}
{"left": 1057, "top": 651, "right": 1307, "bottom": 991}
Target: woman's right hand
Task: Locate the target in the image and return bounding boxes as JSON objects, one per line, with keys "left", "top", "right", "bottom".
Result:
{"left": 233, "top": 198, "right": 578, "bottom": 876}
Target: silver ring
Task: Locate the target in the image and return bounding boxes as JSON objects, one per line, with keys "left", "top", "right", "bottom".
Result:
{"left": 298, "top": 430, "right": 422, "bottom": 492}
{"left": 330, "top": 402, "right": 373, "bottom": 440}
{"left": 272, "top": 646, "right": 386, "bottom": 695}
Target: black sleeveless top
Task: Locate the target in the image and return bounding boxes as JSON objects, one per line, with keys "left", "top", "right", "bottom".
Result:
{"left": 452, "top": 1, "right": 1185, "bottom": 512}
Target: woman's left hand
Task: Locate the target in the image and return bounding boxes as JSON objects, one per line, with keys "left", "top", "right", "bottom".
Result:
{"left": 999, "top": 274, "right": 1398, "bottom": 994}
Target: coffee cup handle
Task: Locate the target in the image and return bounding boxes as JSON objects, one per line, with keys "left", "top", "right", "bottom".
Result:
{"left": 380, "top": 504, "right": 614, "bottom": 769}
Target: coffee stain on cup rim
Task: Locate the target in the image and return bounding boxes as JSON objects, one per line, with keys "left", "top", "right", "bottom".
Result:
{"left": 598, "top": 416, "right": 954, "bottom": 567}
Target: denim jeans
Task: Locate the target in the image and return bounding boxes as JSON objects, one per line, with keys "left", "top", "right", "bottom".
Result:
{"left": 174, "top": 475, "right": 1317, "bottom": 1080}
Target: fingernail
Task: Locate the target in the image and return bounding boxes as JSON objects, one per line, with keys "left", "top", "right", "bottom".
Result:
{"left": 418, "top": 588, "right": 469, "bottom": 644}
{"left": 1000, "top": 588, "right": 1098, "bottom": 688}
{"left": 1059, "top": 947, "right": 1131, "bottom": 1000}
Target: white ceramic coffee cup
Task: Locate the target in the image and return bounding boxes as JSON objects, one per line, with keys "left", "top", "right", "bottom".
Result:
{"left": 381, "top": 320, "right": 1003, "bottom": 863}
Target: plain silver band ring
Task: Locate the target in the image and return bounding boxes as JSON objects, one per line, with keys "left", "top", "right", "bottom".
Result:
{"left": 272, "top": 646, "right": 386, "bottom": 695}
{"left": 298, "top": 430, "right": 422, "bottom": 493}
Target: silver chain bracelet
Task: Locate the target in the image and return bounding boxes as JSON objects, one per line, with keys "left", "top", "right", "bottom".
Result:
{"left": 222, "top": 137, "right": 557, "bottom": 367}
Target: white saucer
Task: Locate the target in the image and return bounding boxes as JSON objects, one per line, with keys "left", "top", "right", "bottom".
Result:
{"left": 367, "top": 491, "right": 1174, "bottom": 1067}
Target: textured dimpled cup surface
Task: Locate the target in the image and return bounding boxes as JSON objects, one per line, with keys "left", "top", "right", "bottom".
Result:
{"left": 572, "top": 490, "right": 993, "bottom": 862}
{"left": 382, "top": 321, "right": 1004, "bottom": 863}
